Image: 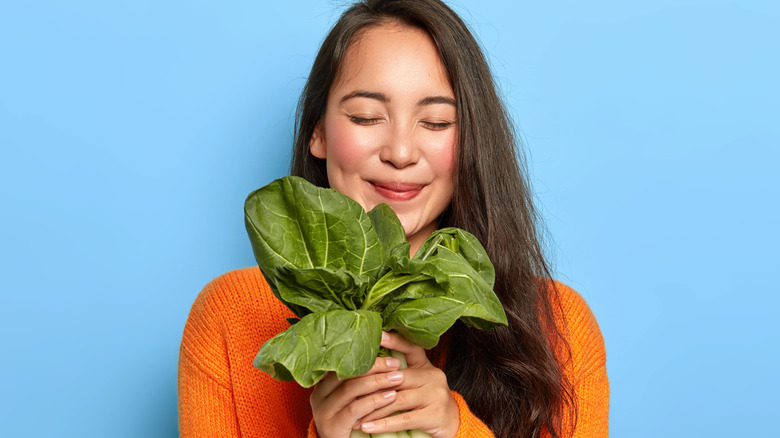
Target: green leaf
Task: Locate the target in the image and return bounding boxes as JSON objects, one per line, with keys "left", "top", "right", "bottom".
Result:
{"left": 254, "top": 309, "right": 383, "bottom": 387}
{"left": 244, "top": 176, "right": 385, "bottom": 316}
{"left": 274, "top": 266, "right": 369, "bottom": 312}
{"left": 381, "top": 228, "right": 507, "bottom": 347}
{"left": 427, "top": 245, "right": 506, "bottom": 329}
{"left": 383, "top": 296, "right": 470, "bottom": 348}
{"left": 246, "top": 177, "right": 507, "bottom": 387}
{"left": 416, "top": 228, "right": 495, "bottom": 286}
{"left": 368, "top": 203, "right": 408, "bottom": 260}
{"left": 367, "top": 248, "right": 451, "bottom": 316}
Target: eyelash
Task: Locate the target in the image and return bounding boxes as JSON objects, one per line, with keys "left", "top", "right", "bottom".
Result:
{"left": 349, "top": 116, "right": 381, "bottom": 125}
{"left": 349, "top": 116, "right": 454, "bottom": 130}
{"left": 422, "top": 121, "right": 454, "bottom": 130}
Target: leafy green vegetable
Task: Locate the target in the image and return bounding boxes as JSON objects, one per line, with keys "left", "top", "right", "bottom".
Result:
{"left": 254, "top": 309, "right": 383, "bottom": 387}
{"left": 245, "top": 176, "right": 507, "bottom": 387}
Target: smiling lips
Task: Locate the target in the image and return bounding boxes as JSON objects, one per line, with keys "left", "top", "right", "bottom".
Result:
{"left": 371, "top": 181, "right": 425, "bottom": 201}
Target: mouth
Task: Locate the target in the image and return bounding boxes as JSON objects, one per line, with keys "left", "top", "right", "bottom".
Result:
{"left": 370, "top": 181, "right": 425, "bottom": 201}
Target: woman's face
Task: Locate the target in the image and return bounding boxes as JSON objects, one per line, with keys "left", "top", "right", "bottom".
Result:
{"left": 310, "top": 23, "right": 457, "bottom": 255}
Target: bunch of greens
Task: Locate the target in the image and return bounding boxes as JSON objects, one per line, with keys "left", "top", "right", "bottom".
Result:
{"left": 245, "top": 176, "right": 507, "bottom": 389}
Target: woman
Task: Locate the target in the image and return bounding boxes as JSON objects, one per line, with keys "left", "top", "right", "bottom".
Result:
{"left": 178, "top": 1, "right": 608, "bottom": 437}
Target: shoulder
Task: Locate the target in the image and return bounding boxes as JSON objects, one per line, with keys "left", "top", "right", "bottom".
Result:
{"left": 546, "top": 281, "right": 607, "bottom": 380}
{"left": 197, "top": 266, "right": 270, "bottom": 304}
{"left": 180, "top": 267, "right": 294, "bottom": 361}
{"left": 186, "top": 267, "right": 271, "bottom": 325}
{"left": 549, "top": 281, "right": 599, "bottom": 333}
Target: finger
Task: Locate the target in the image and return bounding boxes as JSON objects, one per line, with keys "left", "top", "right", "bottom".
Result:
{"left": 360, "top": 410, "right": 417, "bottom": 435}
{"left": 361, "top": 372, "right": 450, "bottom": 422}
{"left": 316, "top": 375, "right": 404, "bottom": 436}
{"left": 311, "top": 356, "right": 402, "bottom": 405}
{"left": 314, "top": 389, "right": 400, "bottom": 438}
{"left": 328, "top": 368, "right": 404, "bottom": 411}
{"left": 336, "top": 389, "right": 398, "bottom": 429}
{"left": 361, "top": 406, "right": 458, "bottom": 438}
{"left": 311, "top": 365, "right": 406, "bottom": 437}
{"left": 360, "top": 367, "right": 451, "bottom": 423}
{"left": 359, "top": 388, "right": 422, "bottom": 423}
{"left": 313, "top": 369, "right": 405, "bottom": 422}
{"left": 381, "top": 331, "right": 429, "bottom": 367}
{"left": 309, "top": 371, "right": 338, "bottom": 406}
{"left": 391, "top": 367, "right": 448, "bottom": 391}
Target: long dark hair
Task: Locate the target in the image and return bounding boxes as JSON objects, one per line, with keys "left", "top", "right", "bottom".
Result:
{"left": 291, "top": 0, "right": 576, "bottom": 436}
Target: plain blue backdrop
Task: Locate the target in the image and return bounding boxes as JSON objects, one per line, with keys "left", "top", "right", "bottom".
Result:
{"left": 1, "top": 0, "right": 778, "bottom": 436}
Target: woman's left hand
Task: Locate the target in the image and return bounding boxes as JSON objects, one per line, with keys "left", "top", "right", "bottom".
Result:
{"left": 356, "top": 331, "right": 460, "bottom": 438}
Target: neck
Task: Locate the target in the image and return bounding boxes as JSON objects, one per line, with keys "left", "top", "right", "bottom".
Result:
{"left": 407, "top": 221, "right": 438, "bottom": 258}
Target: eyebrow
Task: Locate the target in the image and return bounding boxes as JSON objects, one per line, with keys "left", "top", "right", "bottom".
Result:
{"left": 339, "top": 90, "right": 456, "bottom": 107}
{"left": 340, "top": 90, "right": 388, "bottom": 104}
{"left": 417, "top": 95, "right": 456, "bottom": 107}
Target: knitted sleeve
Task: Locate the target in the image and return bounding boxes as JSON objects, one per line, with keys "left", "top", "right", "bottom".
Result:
{"left": 178, "top": 279, "right": 241, "bottom": 437}
{"left": 179, "top": 268, "right": 316, "bottom": 437}
{"left": 555, "top": 283, "right": 610, "bottom": 438}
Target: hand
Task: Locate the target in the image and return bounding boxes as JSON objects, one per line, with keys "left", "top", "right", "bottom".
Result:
{"left": 310, "top": 351, "right": 405, "bottom": 438}
{"left": 358, "top": 331, "right": 459, "bottom": 438}
{"left": 309, "top": 331, "right": 460, "bottom": 438}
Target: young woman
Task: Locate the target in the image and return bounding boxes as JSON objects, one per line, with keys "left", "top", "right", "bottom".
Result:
{"left": 178, "top": 1, "right": 609, "bottom": 437}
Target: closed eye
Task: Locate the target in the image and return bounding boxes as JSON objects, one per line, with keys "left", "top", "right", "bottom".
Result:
{"left": 349, "top": 116, "right": 382, "bottom": 126}
{"left": 421, "top": 121, "right": 455, "bottom": 131}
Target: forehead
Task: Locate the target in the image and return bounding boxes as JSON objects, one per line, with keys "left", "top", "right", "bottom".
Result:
{"left": 332, "top": 23, "right": 452, "bottom": 93}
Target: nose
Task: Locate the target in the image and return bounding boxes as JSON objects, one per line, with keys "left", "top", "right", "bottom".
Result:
{"left": 379, "top": 124, "right": 419, "bottom": 168}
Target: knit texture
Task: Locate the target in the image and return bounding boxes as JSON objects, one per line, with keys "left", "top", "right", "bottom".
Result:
{"left": 178, "top": 267, "right": 608, "bottom": 437}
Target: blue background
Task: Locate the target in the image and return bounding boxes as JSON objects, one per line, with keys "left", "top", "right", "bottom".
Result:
{"left": 1, "top": 0, "right": 777, "bottom": 436}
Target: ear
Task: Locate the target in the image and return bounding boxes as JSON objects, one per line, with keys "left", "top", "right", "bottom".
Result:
{"left": 309, "top": 122, "right": 327, "bottom": 159}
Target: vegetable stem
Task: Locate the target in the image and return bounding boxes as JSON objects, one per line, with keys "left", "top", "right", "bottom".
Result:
{"left": 418, "top": 234, "right": 443, "bottom": 261}
{"left": 383, "top": 350, "right": 432, "bottom": 438}
{"left": 389, "top": 349, "right": 408, "bottom": 369}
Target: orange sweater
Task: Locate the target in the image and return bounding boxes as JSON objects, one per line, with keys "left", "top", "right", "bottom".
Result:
{"left": 178, "top": 267, "right": 609, "bottom": 437}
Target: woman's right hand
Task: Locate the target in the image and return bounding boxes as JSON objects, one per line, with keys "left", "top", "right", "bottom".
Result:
{"left": 310, "top": 356, "right": 404, "bottom": 438}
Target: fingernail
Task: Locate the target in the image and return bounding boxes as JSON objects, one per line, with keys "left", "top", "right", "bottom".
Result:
{"left": 381, "top": 331, "right": 390, "bottom": 342}
{"left": 362, "top": 422, "right": 376, "bottom": 431}
{"left": 382, "top": 390, "right": 396, "bottom": 399}
{"left": 384, "top": 357, "right": 400, "bottom": 368}
{"left": 387, "top": 371, "right": 403, "bottom": 382}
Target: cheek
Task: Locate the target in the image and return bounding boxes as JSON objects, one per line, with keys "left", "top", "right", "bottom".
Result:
{"left": 427, "top": 132, "right": 457, "bottom": 177}
{"left": 324, "top": 119, "right": 374, "bottom": 168}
